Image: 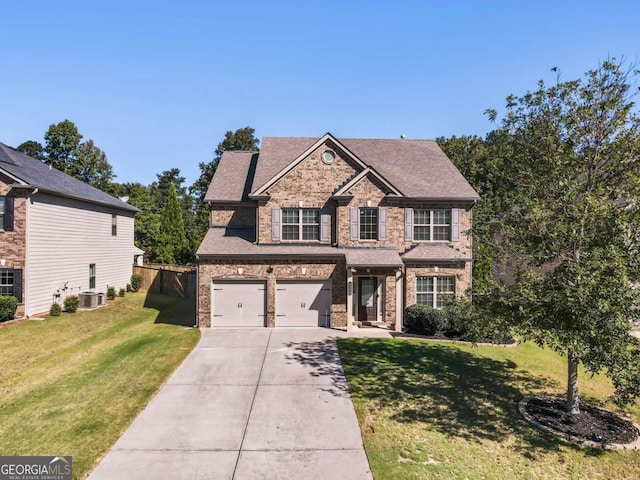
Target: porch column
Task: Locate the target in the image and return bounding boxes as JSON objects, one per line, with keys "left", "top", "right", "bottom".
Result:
{"left": 395, "top": 269, "right": 403, "bottom": 332}
{"left": 346, "top": 268, "right": 354, "bottom": 331}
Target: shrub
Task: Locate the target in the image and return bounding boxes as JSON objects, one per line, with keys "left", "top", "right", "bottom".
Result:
{"left": 64, "top": 295, "right": 80, "bottom": 313}
{"left": 50, "top": 302, "right": 62, "bottom": 317}
{"left": 0, "top": 295, "right": 19, "bottom": 321}
{"left": 441, "top": 298, "right": 476, "bottom": 340}
{"left": 107, "top": 286, "right": 116, "bottom": 300}
{"left": 130, "top": 274, "right": 143, "bottom": 292}
{"left": 404, "top": 303, "right": 445, "bottom": 336}
{"left": 118, "top": 288, "right": 125, "bottom": 297}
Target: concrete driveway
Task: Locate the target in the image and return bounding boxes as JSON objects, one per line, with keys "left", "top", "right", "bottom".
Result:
{"left": 88, "top": 328, "right": 376, "bottom": 479}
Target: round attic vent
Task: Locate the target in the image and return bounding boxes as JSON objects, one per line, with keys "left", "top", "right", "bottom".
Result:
{"left": 322, "top": 150, "right": 335, "bottom": 164}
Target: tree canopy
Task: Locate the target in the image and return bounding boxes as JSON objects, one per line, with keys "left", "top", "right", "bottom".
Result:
{"left": 18, "top": 120, "right": 115, "bottom": 190}
{"left": 190, "top": 126, "right": 260, "bottom": 242}
{"left": 485, "top": 59, "right": 640, "bottom": 412}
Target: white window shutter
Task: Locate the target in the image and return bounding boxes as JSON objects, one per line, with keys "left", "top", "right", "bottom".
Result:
{"left": 404, "top": 208, "right": 413, "bottom": 241}
{"left": 350, "top": 207, "right": 359, "bottom": 241}
{"left": 272, "top": 207, "right": 281, "bottom": 241}
{"left": 378, "top": 207, "right": 387, "bottom": 241}
{"left": 320, "top": 212, "right": 330, "bottom": 242}
{"left": 451, "top": 208, "right": 460, "bottom": 241}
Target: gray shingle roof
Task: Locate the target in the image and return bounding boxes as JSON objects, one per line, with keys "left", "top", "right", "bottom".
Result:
{"left": 344, "top": 248, "right": 403, "bottom": 268}
{"left": 207, "top": 135, "right": 479, "bottom": 202}
{"left": 401, "top": 243, "right": 471, "bottom": 262}
{"left": 0, "top": 143, "right": 138, "bottom": 213}
{"left": 196, "top": 227, "right": 342, "bottom": 257}
{"left": 205, "top": 151, "right": 258, "bottom": 203}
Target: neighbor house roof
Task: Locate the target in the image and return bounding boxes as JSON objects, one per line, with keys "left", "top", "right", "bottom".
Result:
{"left": 0, "top": 142, "right": 138, "bottom": 213}
{"left": 206, "top": 134, "right": 479, "bottom": 203}
{"left": 401, "top": 243, "right": 471, "bottom": 263}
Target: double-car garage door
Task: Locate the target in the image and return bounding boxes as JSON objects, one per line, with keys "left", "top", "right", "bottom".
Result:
{"left": 211, "top": 280, "right": 331, "bottom": 327}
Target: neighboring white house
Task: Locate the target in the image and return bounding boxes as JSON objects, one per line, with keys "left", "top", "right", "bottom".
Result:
{"left": 0, "top": 142, "right": 139, "bottom": 318}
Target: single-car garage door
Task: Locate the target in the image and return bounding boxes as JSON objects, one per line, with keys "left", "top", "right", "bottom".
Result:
{"left": 276, "top": 280, "right": 331, "bottom": 327}
{"left": 212, "top": 280, "right": 266, "bottom": 327}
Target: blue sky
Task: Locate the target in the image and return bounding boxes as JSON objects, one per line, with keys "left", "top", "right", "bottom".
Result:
{"left": 2, "top": 0, "right": 639, "bottom": 186}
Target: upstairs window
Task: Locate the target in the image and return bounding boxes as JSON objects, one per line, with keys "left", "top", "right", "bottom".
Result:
{"left": 359, "top": 208, "right": 378, "bottom": 240}
{"left": 281, "top": 208, "right": 320, "bottom": 241}
{"left": 0, "top": 196, "right": 13, "bottom": 231}
{"left": 416, "top": 276, "right": 455, "bottom": 309}
{"left": 112, "top": 214, "right": 117, "bottom": 236}
{"left": 414, "top": 209, "right": 451, "bottom": 241}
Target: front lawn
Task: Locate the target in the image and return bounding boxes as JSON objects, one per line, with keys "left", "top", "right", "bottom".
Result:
{"left": 0, "top": 292, "right": 200, "bottom": 480}
{"left": 338, "top": 338, "right": 640, "bottom": 480}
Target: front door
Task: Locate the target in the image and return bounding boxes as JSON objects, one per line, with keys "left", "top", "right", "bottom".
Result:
{"left": 358, "top": 277, "right": 378, "bottom": 322}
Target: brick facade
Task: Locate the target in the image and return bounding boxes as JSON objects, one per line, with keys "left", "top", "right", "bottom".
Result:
{"left": 198, "top": 258, "right": 347, "bottom": 327}
{"left": 0, "top": 176, "right": 27, "bottom": 318}
{"left": 200, "top": 137, "right": 477, "bottom": 329}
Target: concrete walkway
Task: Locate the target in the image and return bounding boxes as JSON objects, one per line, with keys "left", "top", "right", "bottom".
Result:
{"left": 89, "top": 328, "right": 383, "bottom": 479}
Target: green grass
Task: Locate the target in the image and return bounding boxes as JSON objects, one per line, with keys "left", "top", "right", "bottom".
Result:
{"left": 0, "top": 292, "right": 200, "bottom": 480}
{"left": 338, "top": 338, "right": 640, "bottom": 480}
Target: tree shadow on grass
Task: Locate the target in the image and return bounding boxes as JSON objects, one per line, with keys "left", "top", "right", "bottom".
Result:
{"left": 143, "top": 292, "right": 196, "bottom": 327}
{"left": 285, "top": 336, "right": 587, "bottom": 456}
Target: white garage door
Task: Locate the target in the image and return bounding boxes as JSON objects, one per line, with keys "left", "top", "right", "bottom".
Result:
{"left": 212, "top": 281, "right": 266, "bottom": 327}
{"left": 276, "top": 280, "right": 331, "bottom": 327}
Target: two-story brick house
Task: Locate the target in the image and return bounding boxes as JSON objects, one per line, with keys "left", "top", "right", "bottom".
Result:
{"left": 196, "top": 133, "right": 479, "bottom": 330}
{"left": 0, "top": 143, "right": 138, "bottom": 318}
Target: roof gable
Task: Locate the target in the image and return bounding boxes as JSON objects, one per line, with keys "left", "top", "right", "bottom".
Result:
{"left": 0, "top": 143, "right": 138, "bottom": 213}
{"left": 251, "top": 133, "right": 369, "bottom": 197}
{"left": 333, "top": 167, "right": 402, "bottom": 198}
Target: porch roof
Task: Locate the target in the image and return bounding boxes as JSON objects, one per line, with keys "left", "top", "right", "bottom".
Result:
{"left": 344, "top": 248, "right": 403, "bottom": 268}
{"left": 401, "top": 243, "right": 471, "bottom": 263}
{"left": 196, "top": 227, "right": 342, "bottom": 257}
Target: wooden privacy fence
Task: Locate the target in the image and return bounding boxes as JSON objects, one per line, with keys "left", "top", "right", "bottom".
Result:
{"left": 133, "top": 264, "right": 196, "bottom": 299}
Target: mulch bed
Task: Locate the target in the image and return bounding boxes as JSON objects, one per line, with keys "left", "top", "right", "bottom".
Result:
{"left": 396, "top": 330, "right": 517, "bottom": 346}
{"left": 520, "top": 396, "right": 640, "bottom": 448}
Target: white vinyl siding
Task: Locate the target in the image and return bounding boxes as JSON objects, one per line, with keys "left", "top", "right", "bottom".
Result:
{"left": 25, "top": 193, "right": 136, "bottom": 316}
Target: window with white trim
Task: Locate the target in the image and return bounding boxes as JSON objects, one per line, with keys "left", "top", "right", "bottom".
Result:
{"left": 359, "top": 208, "right": 378, "bottom": 240}
{"left": 281, "top": 208, "right": 320, "bottom": 241}
{"left": 414, "top": 209, "right": 451, "bottom": 241}
{"left": 416, "top": 276, "right": 455, "bottom": 308}
{"left": 112, "top": 214, "right": 117, "bottom": 236}
{"left": 0, "top": 269, "right": 14, "bottom": 296}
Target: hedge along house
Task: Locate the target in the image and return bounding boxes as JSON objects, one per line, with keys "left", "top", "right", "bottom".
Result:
{"left": 196, "top": 133, "right": 479, "bottom": 331}
{"left": 0, "top": 143, "right": 138, "bottom": 318}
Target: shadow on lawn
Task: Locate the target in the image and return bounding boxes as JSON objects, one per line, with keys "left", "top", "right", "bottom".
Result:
{"left": 328, "top": 338, "right": 577, "bottom": 454}
{"left": 143, "top": 292, "right": 196, "bottom": 327}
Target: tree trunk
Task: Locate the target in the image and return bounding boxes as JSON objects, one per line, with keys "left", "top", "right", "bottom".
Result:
{"left": 567, "top": 351, "right": 580, "bottom": 415}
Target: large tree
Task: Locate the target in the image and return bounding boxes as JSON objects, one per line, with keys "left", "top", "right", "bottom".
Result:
{"left": 72, "top": 139, "right": 115, "bottom": 191}
{"left": 190, "top": 126, "right": 260, "bottom": 242}
{"left": 43, "top": 119, "right": 83, "bottom": 171}
{"left": 18, "top": 120, "right": 115, "bottom": 191}
{"left": 156, "top": 184, "right": 188, "bottom": 265}
{"left": 488, "top": 59, "right": 640, "bottom": 413}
